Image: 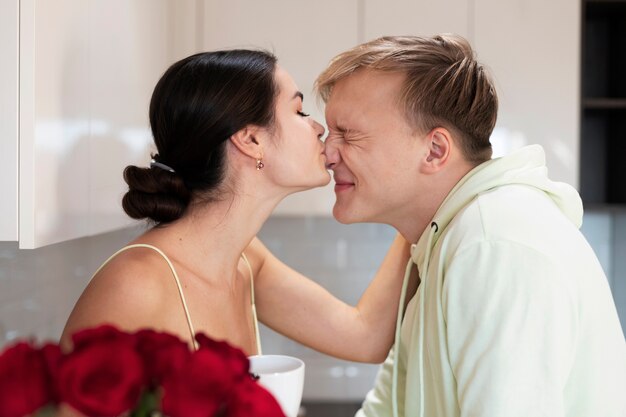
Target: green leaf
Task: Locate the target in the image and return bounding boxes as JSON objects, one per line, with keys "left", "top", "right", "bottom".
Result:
{"left": 130, "top": 389, "right": 162, "bottom": 417}
{"left": 33, "top": 405, "right": 57, "bottom": 417}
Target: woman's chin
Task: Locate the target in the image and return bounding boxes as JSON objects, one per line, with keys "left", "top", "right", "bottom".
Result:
{"left": 319, "top": 171, "right": 332, "bottom": 186}
{"left": 286, "top": 174, "right": 331, "bottom": 194}
{"left": 303, "top": 172, "right": 332, "bottom": 189}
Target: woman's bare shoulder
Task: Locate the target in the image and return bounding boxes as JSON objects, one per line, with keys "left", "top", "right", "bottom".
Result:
{"left": 60, "top": 246, "right": 176, "bottom": 350}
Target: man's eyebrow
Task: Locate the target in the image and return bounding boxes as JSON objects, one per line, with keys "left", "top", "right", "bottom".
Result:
{"left": 292, "top": 91, "right": 304, "bottom": 101}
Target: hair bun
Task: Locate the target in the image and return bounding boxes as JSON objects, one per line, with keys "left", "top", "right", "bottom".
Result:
{"left": 122, "top": 165, "right": 191, "bottom": 223}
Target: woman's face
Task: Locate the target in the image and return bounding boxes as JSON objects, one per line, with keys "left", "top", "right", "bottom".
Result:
{"left": 263, "top": 66, "right": 330, "bottom": 191}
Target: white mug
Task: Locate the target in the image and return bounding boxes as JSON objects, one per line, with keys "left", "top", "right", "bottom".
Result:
{"left": 248, "top": 354, "right": 305, "bottom": 417}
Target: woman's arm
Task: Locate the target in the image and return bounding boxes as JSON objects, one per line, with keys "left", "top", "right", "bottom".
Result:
{"left": 248, "top": 233, "right": 413, "bottom": 363}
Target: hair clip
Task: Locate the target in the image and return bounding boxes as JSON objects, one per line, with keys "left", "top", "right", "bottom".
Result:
{"left": 150, "top": 159, "right": 176, "bottom": 173}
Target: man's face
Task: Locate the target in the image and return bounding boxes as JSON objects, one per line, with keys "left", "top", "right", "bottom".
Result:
{"left": 324, "top": 69, "right": 424, "bottom": 224}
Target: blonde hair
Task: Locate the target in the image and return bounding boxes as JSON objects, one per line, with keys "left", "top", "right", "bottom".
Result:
{"left": 315, "top": 34, "right": 498, "bottom": 164}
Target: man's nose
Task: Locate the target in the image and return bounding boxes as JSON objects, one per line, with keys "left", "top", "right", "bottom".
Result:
{"left": 324, "top": 136, "right": 340, "bottom": 169}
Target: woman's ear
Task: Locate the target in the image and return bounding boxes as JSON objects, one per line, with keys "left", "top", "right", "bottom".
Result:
{"left": 229, "top": 126, "right": 264, "bottom": 159}
{"left": 420, "top": 127, "right": 452, "bottom": 174}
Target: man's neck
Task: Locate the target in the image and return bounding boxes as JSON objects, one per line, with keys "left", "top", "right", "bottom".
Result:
{"left": 393, "top": 162, "right": 475, "bottom": 243}
{"left": 393, "top": 190, "right": 448, "bottom": 244}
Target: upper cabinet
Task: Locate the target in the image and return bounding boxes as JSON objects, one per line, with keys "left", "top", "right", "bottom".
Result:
{"left": 0, "top": 0, "right": 19, "bottom": 242}
{"left": 1, "top": 0, "right": 200, "bottom": 249}
{"left": 580, "top": 0, "right": 626, "bottom": 205}
{"left": 473, "top": 0, "right": 580, "bottom": 188}
{"left": 362, "top": 0, "right": 470, "bottom": 39}
{"left": 0, "top": 0, "right": 588, "bottom": 238}
{"left": 200, "top": 0, "right": 360, "bottom": 216}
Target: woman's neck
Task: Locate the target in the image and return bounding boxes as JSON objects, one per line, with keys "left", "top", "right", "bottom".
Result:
{"left": 141, "top": 186, "right": 283, "bottom": 285}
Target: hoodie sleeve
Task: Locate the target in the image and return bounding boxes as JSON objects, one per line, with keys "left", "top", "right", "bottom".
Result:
{"left": 442, "top": 240, "right": 578, "bottom": 417}
{"left": 356, "top": 346, "right": 397, "bottom": 417}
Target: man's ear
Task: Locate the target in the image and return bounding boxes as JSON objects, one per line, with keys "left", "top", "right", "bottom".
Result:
{"left": 229, "top": 126, "right": 264, "bottom": 159}
{"left": 420, "top": 127, "right": 452, "bottom": 174}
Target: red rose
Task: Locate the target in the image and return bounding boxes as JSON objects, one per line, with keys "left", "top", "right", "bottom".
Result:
{"left": 134, "top": 329, "right": 191, "bottom": 385}
{"left": 70, "top": 324, "right": 134, "bottom": 350}
{"left": 41, "top": 343, "right": 63, "bottom": 402}
{"left": 0, "top": 342, "right": 54, "bottom": 417}
{"left": 59, "top": 326, "right": 146, "bottom": 417}
{"left": 195, "top": 333, "right": 249, "bottom": 380}
{"left": 225, "top": 377, "right": 285, "bottom": 417}
{"left": 161, "top": 345, "right": 245, "bottom": 417}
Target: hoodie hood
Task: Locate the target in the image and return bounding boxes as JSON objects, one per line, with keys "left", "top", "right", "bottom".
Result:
{"left": 411, "top": 145, "right": 583, "bottom": 267}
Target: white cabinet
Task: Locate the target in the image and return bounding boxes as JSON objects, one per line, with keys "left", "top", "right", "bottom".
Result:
{"left": 362, "top": 0, "right": 470, "bottom": 39}
{"left": 473, "top": 0, "right": 580, "bottom": 187}
{"left": 0, "top": 0, "right": 19, "bottom": 241}
{"left": 2, "top": 0, "right": 199, "bottom": 248}
{"left": 0, "top": 1, "right": 583, "bottom": 233}
{"left": 200, "top": 0, "right": 360, "bottom": 216}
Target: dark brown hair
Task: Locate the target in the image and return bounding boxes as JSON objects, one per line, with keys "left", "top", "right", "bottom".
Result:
{"left": 122, "top": 49, "right": 278, "bottom": 223}
{"left": 315, "top": 34, "right": 498, "bottom": 164}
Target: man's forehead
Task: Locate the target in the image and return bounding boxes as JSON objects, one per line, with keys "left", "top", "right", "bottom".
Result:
{"left": 326, "top": 69, "right": 405, "bottom": 115}
{"left": 331, "top": 70, "right": 403, "bottom": 101}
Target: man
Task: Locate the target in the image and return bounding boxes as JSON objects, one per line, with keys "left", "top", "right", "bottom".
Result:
{"left": 315, "top": 34, "right": 626, "bottom": 417}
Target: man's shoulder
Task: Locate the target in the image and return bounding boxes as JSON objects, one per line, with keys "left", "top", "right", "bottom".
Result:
{"left": 442, "top": 184, "right": 576, "bottom": 253}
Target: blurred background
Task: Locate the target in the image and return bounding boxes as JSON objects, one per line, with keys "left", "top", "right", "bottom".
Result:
{"left": 1, "top": 1, "right": 625, "bottom": 416}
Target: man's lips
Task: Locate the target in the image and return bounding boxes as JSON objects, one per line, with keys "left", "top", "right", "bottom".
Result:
{"left": 334, "top": 179, "right": 354, "bottom": 192}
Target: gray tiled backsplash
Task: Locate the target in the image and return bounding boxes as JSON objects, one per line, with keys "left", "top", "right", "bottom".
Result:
{"left": 611, "top": 214, "right": 626, "bottom": 329}
{"left": 580, "top": 211, "right": 614, "bottom": 287}
{"left": 0, "top": 213, "right": 625, "bottom": 400}
{"left": 0, "top": 225, "right": 146, "bottom": 346}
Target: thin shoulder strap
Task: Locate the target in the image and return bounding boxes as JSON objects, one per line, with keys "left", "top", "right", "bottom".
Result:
{"left": 240, "top": 252, "right": 262, "bottom": 355}
{"left": 94, "top": 244, "right": 198, "bottom": 350}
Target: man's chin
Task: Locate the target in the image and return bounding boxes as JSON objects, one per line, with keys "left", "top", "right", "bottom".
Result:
{"left": 332, "top": 203, "right": 366, "bottom": 225}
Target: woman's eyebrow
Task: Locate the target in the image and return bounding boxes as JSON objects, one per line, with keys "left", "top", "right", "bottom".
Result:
{"left": 292, "top": 91, "right": 304, "bottom": 101}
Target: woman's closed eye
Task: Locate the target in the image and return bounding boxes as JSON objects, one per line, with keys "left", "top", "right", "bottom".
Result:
{"left": 297, "top": 110, "right": 310, "bottom": 117}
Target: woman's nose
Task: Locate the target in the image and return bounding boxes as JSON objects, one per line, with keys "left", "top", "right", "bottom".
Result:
{"left": 323, "top": 136, "right": 340, "bottom": 169}
{"left": 311, "top": 118, "right": 325, "bottom": 139}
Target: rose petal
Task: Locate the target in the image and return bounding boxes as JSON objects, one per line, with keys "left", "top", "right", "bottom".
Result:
{"left": 0, "top": 342, "right": 52, "bottom": 417}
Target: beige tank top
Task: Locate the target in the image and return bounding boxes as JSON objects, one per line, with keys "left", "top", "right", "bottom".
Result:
{"left": 92, "top": 243, "right": 262, "bottom": 353}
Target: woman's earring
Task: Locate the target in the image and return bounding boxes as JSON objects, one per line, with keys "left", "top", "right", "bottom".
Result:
{"left": 256, "top": 157, "right": 264, "bottom": 170}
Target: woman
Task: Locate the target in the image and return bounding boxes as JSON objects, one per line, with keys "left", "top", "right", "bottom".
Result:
{"left": 61, "top": 50, "right": 412, "bottom": 362}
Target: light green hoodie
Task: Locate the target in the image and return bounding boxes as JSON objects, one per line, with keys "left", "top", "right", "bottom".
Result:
{"left": 357, "top": 145, "right": 626, "bottom": 417}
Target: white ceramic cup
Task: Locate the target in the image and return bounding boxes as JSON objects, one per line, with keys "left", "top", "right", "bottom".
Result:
{"left": 248, "top": 354, "right": 305, "bottom": 417}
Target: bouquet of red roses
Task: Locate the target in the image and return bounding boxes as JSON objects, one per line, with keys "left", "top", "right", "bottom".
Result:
{"left": 0, "top": 325, "right": 285, "bottom": 417}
